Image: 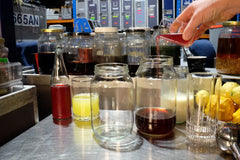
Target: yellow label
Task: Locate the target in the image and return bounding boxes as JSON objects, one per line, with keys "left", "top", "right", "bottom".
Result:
{"left": 72, "top": 93, "right": 99, "bottom": 118}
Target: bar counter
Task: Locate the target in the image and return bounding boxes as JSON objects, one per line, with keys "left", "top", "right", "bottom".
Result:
{"left": 0, "top": 115, "right": 234, "bottom": 160}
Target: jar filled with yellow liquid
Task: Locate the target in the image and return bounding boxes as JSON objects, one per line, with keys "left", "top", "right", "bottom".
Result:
{"left": 71, "top": 76, "right": 99, "bottom": 121}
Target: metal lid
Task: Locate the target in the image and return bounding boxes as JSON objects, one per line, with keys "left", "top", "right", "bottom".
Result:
{"left": 41, "top": 29, "right": 64, "bottom": 33}
{"left": 0, "top": 38, "right": 4, "bottom": 44}
{"left": 223, "top": 21, "right": 240, "bottom": 27}
{"left": 95, "top": 27, "right": 118, "bottom": 33}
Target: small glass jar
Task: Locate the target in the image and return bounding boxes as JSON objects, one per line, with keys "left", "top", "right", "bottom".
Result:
{"left": 91, "top": 63, "right": 135, "bottom": 150}
{"left": 216, "top": 21, "right": 240, "bottom": 75}
{"left": 93, "top": 27, "right": 126, "bottom": 64}
{"left": 135, "top": 55, "right": 176, "bottom": 137}
{"left": 38, "top": 29, "right": 63, "bottom": 74}
{"left": 125, "top": 28, "right": 150, "bottom": 77}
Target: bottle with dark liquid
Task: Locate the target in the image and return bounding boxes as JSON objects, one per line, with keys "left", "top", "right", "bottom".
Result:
{"left": 135, "top": 55, "right": 176, "bottom": 137}
{"left": 50, "top": 46, "right": 71, "bottom": 120}
{"left": 38, "top": 29, "right": 63, "bottom": 74}
{"left": 216, "top": 21, "right": 240, "bottom": 75}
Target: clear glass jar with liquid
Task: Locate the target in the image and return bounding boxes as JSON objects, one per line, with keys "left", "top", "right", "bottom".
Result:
{"left": 125, "top": 28, "right": 150, "bottom": 77}
{"left": 216, "top": 21, "right": 240, "bottom": 75}
{"left": 92, "top": 27, "right": 127, "bottom": 64}
{"left": 38, "top": 29, "right": 63, "bottom": 74}
{"left": 135, "top": 55, "right": 177, "bottom": 137}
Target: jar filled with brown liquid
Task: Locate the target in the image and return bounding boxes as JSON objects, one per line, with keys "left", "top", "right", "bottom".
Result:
{"left": 216, "top": 21, "right": 240, "bottom": 75}
{"left": 64, "top": 32, "right": 94, "bottom": 75}
{"left": 38, "top": 29, "right": 63, "bottom": 74}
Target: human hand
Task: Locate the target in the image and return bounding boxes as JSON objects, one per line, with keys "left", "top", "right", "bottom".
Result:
{"left": 170, "top": 0, "right": 240, "bottom": 42}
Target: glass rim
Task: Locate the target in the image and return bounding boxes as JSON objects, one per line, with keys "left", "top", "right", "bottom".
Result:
{"left": 188, "top": 72, "right": 222, "bottom": 78}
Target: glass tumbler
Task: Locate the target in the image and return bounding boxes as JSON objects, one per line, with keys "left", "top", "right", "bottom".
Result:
{"left": 91, "top": 63, "right": 141, "bottom": 151}
{"left": 71, "top": 76, "right": 99, "bottom": 121}
{"left": 186, "top": 73, "right": 221, "bottom": 144}
{"left": 135, "top": 55, "right": 177, "bottom": 137}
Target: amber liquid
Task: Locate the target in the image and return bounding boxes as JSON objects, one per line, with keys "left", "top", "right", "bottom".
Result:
{"left": 38, "top": 52, "right": 55, "bottom": 74}
{"left": 216, "top": 37, "right": 240, "bottom": 75}
{"left": 64, "top": 48, "right": 94, "bottom": 75}
{"left": 135, "top": 108, "right": 176, "bottom": 135}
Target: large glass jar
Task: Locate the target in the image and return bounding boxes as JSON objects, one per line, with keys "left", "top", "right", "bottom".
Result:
{"left": 38, "top": 29, "right": 63, "bottom": 74}
{"left": 135, "top": 55, "right": 176, "bottom": 137}
{"left": 64, "top": 32, "right": 94, "bottom": 75}
{"left": 216, "top": 21, "right": 240, "bottom": 75}
{"left": 92, "top": 27, "right": 126, "bottom": 64}
{"left": 156, "top": 28, "right": 181, "bottom": 65}
{"left": 90, "top": 63, "right": 135, "bottom": 150}
{"left": 125, "top": 28, "right": 150, "bottom": 77}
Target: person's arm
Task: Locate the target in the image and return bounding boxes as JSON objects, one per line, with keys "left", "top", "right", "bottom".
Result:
{"left": 170, "top": 0, "right": 240, "bottom": 42}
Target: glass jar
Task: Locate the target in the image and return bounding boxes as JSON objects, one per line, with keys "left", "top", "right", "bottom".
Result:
{"left": 38, "top": 29, "right": 63, "bottom": 74}
{"left": 93, "top": 27, "right": 126, "bottom": 64}
{"left": 135, "top": 55, "right": 176, "bottom": 137}
{"left": 156, "top": 28, "right": 181, "bottom": 65}
{"left": 64, "top": 32, "right": 94, "bottom": 75}
{"left": 216, "top": 21, "right": 240, "bottom": 75}
{"left": 0, "top": 38, "right": 9, "bottom": 63}
{"left": 125, "top": 28, "right": 150, "bottom": 77}
{"left": 91, "top": 63, "right": 136, "bottom": 150}
{"left": 174, "top": 66, "right": 188, "bottom": 124}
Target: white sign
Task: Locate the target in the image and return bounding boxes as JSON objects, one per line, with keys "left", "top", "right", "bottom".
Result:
{"left": 14, "top": 12, "right": 39, "bottom": 27}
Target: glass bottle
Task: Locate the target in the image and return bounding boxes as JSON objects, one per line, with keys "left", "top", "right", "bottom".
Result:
{"left": 216, "top": 21, "right": 240, "bottom": 75}
{"left": 91, "top": 63, "right": 139, "bottom": 151}
{"left": 125, "top": 28, "right": 150, "bottom": 77}
{"left": 135, "top": 55, "right": 176, "bottom": 137}
{"left": 38, "top": 29, "right": 63, "bottom": 74}
{"left": 50, "top": 46, "right": 72, "bottom": 121}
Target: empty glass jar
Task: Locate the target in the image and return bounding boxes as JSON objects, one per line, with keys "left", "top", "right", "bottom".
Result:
{"left": 135, "top": 55, "right": 177, "bottom": 137}
{"left": 91, "top": 63, "right": 138, "bottom": 151}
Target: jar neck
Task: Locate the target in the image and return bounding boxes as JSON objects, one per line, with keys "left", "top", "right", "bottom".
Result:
{"left": 94, "top": 63, "right": 129, "bottom": 76}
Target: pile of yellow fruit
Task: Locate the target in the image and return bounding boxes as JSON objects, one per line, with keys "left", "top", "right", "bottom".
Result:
{"left": 196, "top": 82, "right": 240, "bottom": 123}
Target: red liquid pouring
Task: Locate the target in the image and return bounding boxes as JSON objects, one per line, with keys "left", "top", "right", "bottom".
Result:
{"left": 156, "top": 33, "right": 191, "bottom": 47}
{"left": 135, "top": 108, "right": 176, "bottom": 135}
{"left": 51, "top": 84, "right": 72, "bottom": 120}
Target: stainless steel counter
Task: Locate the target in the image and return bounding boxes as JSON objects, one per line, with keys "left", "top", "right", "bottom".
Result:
{"left": 0, "top": 115, "right": 234, "bottom": 160}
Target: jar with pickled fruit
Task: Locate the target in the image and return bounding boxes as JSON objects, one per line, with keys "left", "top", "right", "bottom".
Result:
{"left": 216, "top": 21, "right": 240, "bottom": 75}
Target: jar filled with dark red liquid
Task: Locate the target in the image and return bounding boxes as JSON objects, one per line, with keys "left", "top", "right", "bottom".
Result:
{"left": 216, "top": 21, "right": 240, "bottom": 75}
{"left": 64, "top": 32, "right": 94, "bottom": 75}
{"left": 135, "top": 55, "right": 176, "bottom": 137}
{"left": 38, "top": 29, "right": 63, "bottom": 74}
{"left": 50, "top": 46, "right": 71, "bottom": 121}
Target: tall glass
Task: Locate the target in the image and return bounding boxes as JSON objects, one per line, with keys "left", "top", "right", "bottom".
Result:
{"left": 135, "top": 55, "right": 177, "bottom": 137}
{"left": 186, "top": 73, "right": 221, "bottom": 144}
